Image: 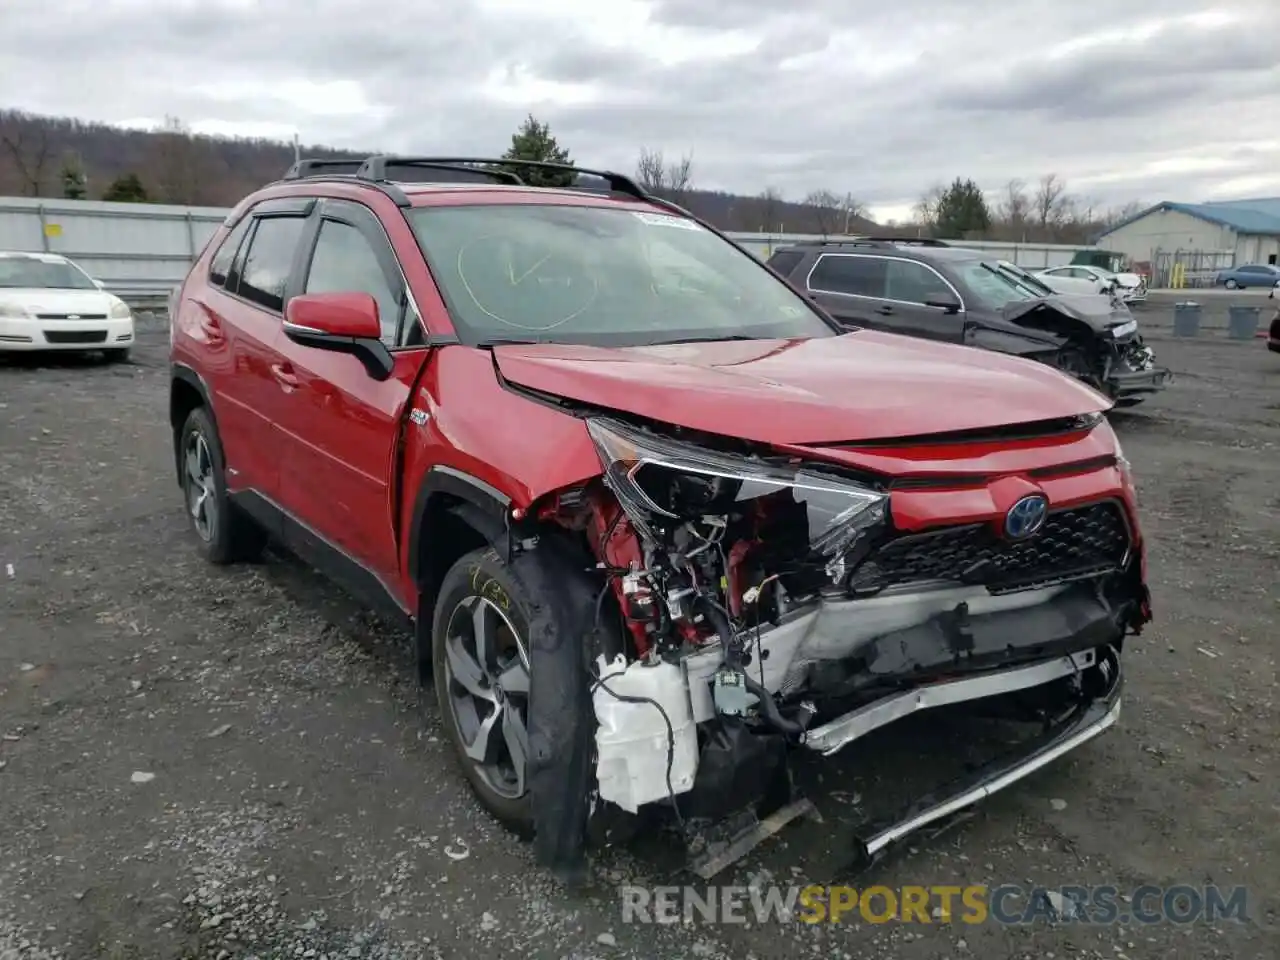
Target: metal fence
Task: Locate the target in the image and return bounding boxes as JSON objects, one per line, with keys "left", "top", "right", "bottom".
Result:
{"left": 1151, "top": 249, "right": 1235, "bottom": 289}
{"left": 0, "top": 197, "right": 227, "bottom": 305}
{"left": 1, "top": 196, "right": 1094, "bottom": 306}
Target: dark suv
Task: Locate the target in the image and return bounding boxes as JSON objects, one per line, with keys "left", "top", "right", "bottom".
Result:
{"left": 768, "top": 238, "right": 1169, "bottom": 406}
{"left": 168, "top": 157, "right": 1150, "bottom": 882}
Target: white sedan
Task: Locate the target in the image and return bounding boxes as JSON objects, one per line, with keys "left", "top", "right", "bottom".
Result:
{"left": 0, "top": 252, "right": 135, "bottom": 359}
{"left": 1038, "top": 264, "right": 1148, "bottom": 304}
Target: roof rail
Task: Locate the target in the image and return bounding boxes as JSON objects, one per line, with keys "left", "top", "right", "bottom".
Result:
{"left": 356, "top": 156, "right": 650, "bottom": 201}
{"left": 282, "top": 158, "right": 365, "bottom": 180}
{"left": 786, "top": 238, "right": 901, "bottom": 249}
{"left": 272, "top": 161, "right": 412, "bottom": 207}
{"left": 355, "top": 158, "right": 524, "bottom": 186}
{"left": 863, "top": 236, "right": 952, "bottom": 247}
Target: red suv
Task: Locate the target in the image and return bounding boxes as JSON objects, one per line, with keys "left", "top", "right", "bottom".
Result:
{"left": 168, "top": 157, "right": 1151, "bottom": 881}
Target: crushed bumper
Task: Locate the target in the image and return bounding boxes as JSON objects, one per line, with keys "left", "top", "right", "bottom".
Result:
{"left": 842, "top": 646, "right": 1122, "bottom": 867}
{"left": 802, "top": 649, "right": 1098, "bottom": 755}
{"left": 1108, "top": 364, "right": 1170, "bottom": 399}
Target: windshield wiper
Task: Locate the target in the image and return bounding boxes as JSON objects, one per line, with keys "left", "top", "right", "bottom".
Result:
{"left": 649, "top": 334, "right": 769, "bottom": 345}
{"left": 474, "top": 336, "right": 551, "bottom": 347}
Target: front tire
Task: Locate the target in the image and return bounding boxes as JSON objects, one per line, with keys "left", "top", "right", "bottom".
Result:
{"left": 104, "top": 348, "right": 131, "bottom": 363}
{"left": 1225, "top": 278, "right": 1239, "bottom": 289}
{"left": 178, "top": 407, "right": 267, "bottom": 564}
{"left": 432, "top": 547, "right": 536, "bottom": 834}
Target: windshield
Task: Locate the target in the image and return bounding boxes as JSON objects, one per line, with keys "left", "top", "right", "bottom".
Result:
{"left": 956, "top": 261, "right": 1045, "bottom": 309}
{"left": 406, "top": 204, "right": 835, "bottom": 345}
{"left": 0, "top": 256, "right": 97, "bottom": 290}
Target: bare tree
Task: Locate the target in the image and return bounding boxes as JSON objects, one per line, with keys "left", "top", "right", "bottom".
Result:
{"left": 0, "top": 119, "right": 51, "bottom": 196}
{"left": 757, "top": 186, "right": 783, "bottom": 232}
{"left": 1102, "top": 200, "right": 1145, "bottom": 228}
{"left": 1033, "top": 173, "right": 1070, "bottom": 230}
{"left": 148, "top": 115, "right": 203, "bottom": 204}
{"left": 996, "top": 178, "right": 1031, "bottom": 239}
{"left": 913, "top": 183, "right": 946, "bottom": 231}
{"left": 634, "top": 146, "right": 694, "bottom": 200}
{"left": 838, "top": 192, "right": 867, "bottom": 232}
{"left": 803, "top": 189, "right": 842, "bottom": 235}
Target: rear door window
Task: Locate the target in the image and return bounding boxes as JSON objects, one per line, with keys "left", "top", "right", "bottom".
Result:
{"left": 808, "top": 255, "right": 887, "bottom": 298}
{"left": 236, "top": 216, "right": 308, "bottom": 313}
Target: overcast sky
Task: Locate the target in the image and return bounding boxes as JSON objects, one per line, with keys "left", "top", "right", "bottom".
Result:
{"left": 4, "top": 0, "right": 1278, "bottom": 221}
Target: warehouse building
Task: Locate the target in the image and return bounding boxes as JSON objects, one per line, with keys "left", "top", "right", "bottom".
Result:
{"left": 1095, "top": 198, "right": 1280, "bottom": 279}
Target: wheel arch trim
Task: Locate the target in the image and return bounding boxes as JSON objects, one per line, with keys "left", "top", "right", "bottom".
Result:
{"left": 407, "top": 465, "right": 512, "bottom": 587}
{"left": 170, "top": 363, "right": 218, "bottom": 487}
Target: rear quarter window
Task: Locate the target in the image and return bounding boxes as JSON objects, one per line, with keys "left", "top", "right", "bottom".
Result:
{"left": 766, "top": 250, "right": 805, "bottom": 277}
{"left": 208, "top": 218, "right": 252, "bottom": 288}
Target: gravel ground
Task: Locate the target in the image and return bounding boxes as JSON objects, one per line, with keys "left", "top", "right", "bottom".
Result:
{"left": 1, "top": 297, "right": 1277, "bottom": 960}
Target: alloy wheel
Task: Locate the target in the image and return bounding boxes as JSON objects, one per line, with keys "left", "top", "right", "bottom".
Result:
{"left": 184, "top": 431, "right": 217, "bottom": 542}
{"left": 440, "top": 594, "right": 531, "bottom": 799}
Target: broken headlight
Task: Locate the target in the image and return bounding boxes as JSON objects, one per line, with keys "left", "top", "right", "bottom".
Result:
{"left": 585, "top": 417, "right": 889, "bottom": 574}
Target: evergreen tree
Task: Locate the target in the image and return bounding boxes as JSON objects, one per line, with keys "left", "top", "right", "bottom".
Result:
{"left": 102, "top": 172, "right": 149, "bottom": 202}
{"left": 60, "top": 154, "right": 87, "bottom": 199}
{"left": 499, "top": 115, "right": 575, "bottom": 188}
{"left": 934, "top": 177, "right": 991, "bottom": 239}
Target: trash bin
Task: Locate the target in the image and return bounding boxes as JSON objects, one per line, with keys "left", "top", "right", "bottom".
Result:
{"left": 1173, "top": 301, "right": 1201, "bottom": 337}
{"left": 1227, "top": 305, "right": 1260, "bottom": 340}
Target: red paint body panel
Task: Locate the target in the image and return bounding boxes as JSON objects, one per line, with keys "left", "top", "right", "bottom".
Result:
{"left": 392, "top": 346, "right": 604, "bottom": 604}
{"left": 271, "top": 342, "right": 425, "bottom": 591}
{"left": 171, "top": 178, "right": 1148, "bottom": 625}
{"left": 491, "top": 332, "right": 1111, "bottom": 445}
{"left": 175, "top": 283, "right": 286, "bottom": 498}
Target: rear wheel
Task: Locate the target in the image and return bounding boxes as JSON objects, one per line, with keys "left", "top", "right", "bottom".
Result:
{"left": 179, "top": 407, "right": 267, "bottom": 564}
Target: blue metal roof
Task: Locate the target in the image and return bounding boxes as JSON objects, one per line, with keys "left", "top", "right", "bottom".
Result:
{"left": 1099, "top": 197, "right": 1280, "bottom": 239}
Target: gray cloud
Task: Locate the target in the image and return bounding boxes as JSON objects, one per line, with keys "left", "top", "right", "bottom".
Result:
{"left": 2, "top": 0, "right": 1278, "bottom": 218}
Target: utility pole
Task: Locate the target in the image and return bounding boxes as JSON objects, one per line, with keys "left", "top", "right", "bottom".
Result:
{"left": 293, "top": 132, "right": 301, "bottom": 164}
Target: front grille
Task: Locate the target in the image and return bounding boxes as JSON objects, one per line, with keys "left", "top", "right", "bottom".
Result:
{"left": 849, "top": 501, "right": 1130, "bottom": 595}
{"left": 43, "top": 330, "right": 107, "bottom": 344}
{"left": 36, "top": 312, "right": 108, "bottom": 320}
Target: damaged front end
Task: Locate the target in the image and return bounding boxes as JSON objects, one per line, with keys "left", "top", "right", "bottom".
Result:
{"left": 535, "top": 415, "right": 1150, "bottom": 877}
{"left": 1002, "top": 300, "right": 1171, "bottom": 404}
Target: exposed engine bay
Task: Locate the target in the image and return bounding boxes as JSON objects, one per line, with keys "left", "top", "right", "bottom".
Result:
{"left": 532, "top": 414, "right": 1150, "bottom": 875}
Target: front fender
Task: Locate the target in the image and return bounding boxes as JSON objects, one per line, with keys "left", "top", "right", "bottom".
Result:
{"left": 964, "top": 319, "right": 1066, "bottom": 358}
{"left": 397, "top": 345, "right": 604, "bottom": 591}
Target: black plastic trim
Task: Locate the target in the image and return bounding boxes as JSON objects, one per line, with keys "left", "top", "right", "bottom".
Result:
{"left": 254, "top": 196, "right": 317, "bottom": 217}
{"left": 283, "top": 159, "right": 364, "bottom": 179}
{"left": 406, "top": 465, "right": 512, "bottom": 587}
{"left": 281, "top": 326, "right": 396, "bottom": 380}
{"left": 229, "top": 489, "right": 413, "bottom": 628}
{"left": 170, "top": 363, "right": 217, "bottom": 487}
{"left": 357, "top": 156, "right": 644, "bottom": 198}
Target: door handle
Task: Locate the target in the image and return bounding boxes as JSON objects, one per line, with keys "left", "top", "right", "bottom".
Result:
{"left": 270, "top": 363, "right": 299, "bottom": 389}
{"left": 198, "top": 316, "right": 224, "bottom": 342}
{"left": 876, "top": 305, "right": 895, "bottom": 315}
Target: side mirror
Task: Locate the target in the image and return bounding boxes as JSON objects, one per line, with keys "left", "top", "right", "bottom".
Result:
{"left": 92, "top": 278, "right": 106, "bottom": 290}
{"left": 925, "top": 296, "right": 962, "bottom": 314}
{"left": 283, "top": 292, "right": 394, "bottom": 381}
